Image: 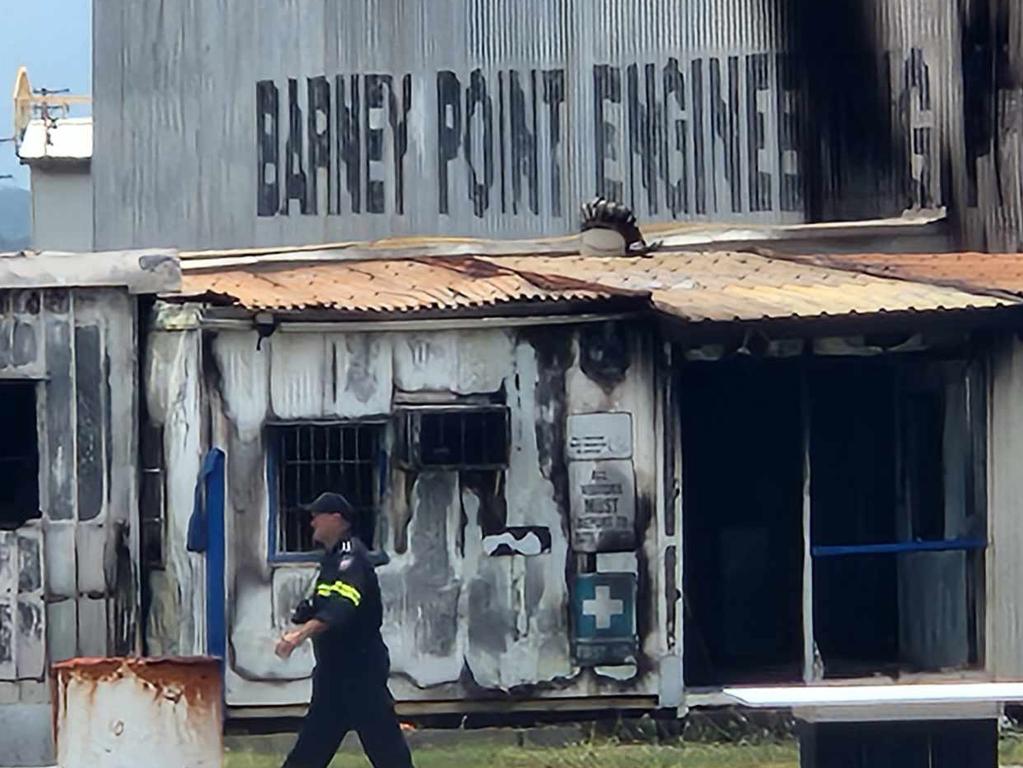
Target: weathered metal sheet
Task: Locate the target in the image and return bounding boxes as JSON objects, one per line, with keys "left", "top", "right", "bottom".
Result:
{"left": 53, "top": 657, "right": 223, "bottom": 768}
{"left": 75, "top": 523, "right": 108, "bottom": 596}
{"left": 179, "top": 255, "right": 631, "bottom": 314}
{"left": 494, "top": 252, "right": 1014, "bottom": 322}
{"left": 46, "top": 600, "right": 77, "bottom": 665}
{"left": 76, "top": 597, "right": 108, "bottom": 658}
{"left": 74, "top": 325, "right": 105, "bottom": 522}
{"left": 178, "top": 245, "right": 1019, "bottom": 327}
{"left": 0, "top": 291, "right": 44, "bottom": 378}
{"left": 988, "top": 337, "right": 1023, "bottom": 678}
{"left": 43, "top": 298, "right": 75, "bottom": 522}
{"left": 898, "top": 551, "right": 970, "bottom": 669}
{"left": 570, "top": 459, "right": 637, "bottom": 552}
{"left": 0, "top": 285, "right": 146, "bottom": 695}
{"left": 148, "top": 320, "right": 665, "bottom": 707}
{"left": 0, "top": 527, "right": 45, "bottom": 682}
{"left": 93, "top": 0, "right": 963, "bottom": 251}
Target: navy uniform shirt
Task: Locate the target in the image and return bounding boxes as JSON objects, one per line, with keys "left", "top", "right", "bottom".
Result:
{"left": 306, "top": 536, "right": 389, "bottom": 679}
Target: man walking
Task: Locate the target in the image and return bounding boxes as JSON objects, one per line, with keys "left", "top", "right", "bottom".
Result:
{"left": 275, "top": 491, "right": 414, "bottom": 768}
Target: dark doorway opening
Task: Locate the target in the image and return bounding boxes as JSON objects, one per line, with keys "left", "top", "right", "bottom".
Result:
{"left": 681, "top": 359, "right": 804, "bottom": 686}
{"left": 809, "top": 361, "right": 900, "bottom": 676}
{"left": 810, "top": 357, "right": 981, "bottom": 677}
{"left": 802, "top": 719, "right": 996, "bottom": 768}
{"left": 0, "top": 381, "right": 40, "bottom": 529}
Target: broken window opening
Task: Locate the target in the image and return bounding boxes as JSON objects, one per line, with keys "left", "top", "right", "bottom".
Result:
{"left": 269, "top": 421, "right": 384, "bottom": 556}
{"left": 0, "top": 382, "right": 40, "bottom": 530}
{"left": 679, "top": 350, "right": 986, "bottom": 687}
{"left": 810, "top": 356, "right": 984, "bottom": 678}
{"left": 395, "top": 405, "right": 509, "bottom": 470}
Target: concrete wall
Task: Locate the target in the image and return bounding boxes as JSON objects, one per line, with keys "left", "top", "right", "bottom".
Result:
{"left": 30, "top": 167, "right": 93, "bottom": 251}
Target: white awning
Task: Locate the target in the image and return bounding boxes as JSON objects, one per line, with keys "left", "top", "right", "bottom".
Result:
{"left": 724, "top": 682, "right": 1023, "bottom": 707}
{"left": 721, "top": 683, "right": 1023, "bottom": 723}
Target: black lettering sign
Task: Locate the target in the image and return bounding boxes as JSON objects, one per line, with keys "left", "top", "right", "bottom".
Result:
{"left": 465, "top": 69, "right": 494, "bottom": 218}
{"left": 691, "top": 59, "right": 707, "bottom": 215}
{"left": 437, "top": 71, "right": 462, "bottom": 215}
{"left": 254, "top": 48, "right": 960, "bottom": 223}
{"left": 256, "top": 80, "right": 279, "bottom": 217}
{"left": 746, "top": 54, "right": 771, "bottom": 212}
{"left": 282, "top": 78, "right": 309, "bottom": 215}
{"left": 307, "top": 76, "right": 331, "bottom": 216}
{"left": 389, "top": 75, "right": 412, "bottom": 215}
{"left": 510, "top": 70, "right": 539, "bottom": 215}
{"left": 627, "top": 63, "right": 660, "bottom": 215}
{"left": 710, "top": 57, "right": 742, "bottom": 214}
{"left": 776, "top": 54, "right": 802, "bottom": 212}
{"left": 364, "top": 74, "right": 387, "bottom": 214}
{"left": 662, "top": 58, "right": 689, "bottom": 217}
{"left": 336, "top": 74, "right": 361, "bottom": 214}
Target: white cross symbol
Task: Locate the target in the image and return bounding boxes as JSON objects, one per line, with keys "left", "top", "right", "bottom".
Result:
{"left": 583, "top": 585, "right": 624, "bottom": 630}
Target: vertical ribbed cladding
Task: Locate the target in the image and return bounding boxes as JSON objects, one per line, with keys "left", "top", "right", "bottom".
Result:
{"left": 459, "top": 0, "right": 573, "bottom": 236}
{"left": 97, "top": 0, "right": 1022, "bottom": 250}
{"left": 781, "top": 0, "right": 904, "bottom": 222}
{"left": 953, "top": 0, "right": 1023, "bottom": 251}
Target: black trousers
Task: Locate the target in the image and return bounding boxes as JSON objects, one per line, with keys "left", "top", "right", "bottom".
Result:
{"left": 281, "top": 668, "right": 414, "bottom": 768}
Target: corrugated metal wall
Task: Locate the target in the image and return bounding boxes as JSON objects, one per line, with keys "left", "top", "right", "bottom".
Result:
{"left": 94, "top": 0, "right": 975, "bottom": 250}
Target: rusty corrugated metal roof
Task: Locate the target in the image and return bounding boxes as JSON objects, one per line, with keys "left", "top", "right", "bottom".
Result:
{"left": 770, "top": 252, "right": 1023, "bottom": 299}
{"left": 177, "top": 245, "right": 1016, "bottom": 323}
{"left": 489, "top": 251, "right": 1014, "bottom": 323}
{"left": 178, "top": 255, "right": 641, "bottom": 314}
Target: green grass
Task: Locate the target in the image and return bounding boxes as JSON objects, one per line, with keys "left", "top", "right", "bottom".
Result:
{"left": 225, "top": 740, "right": 799, "bottom": 768}
{"left": 1000, "top": 732, "right": 1023, "bottom": 764}
{"left": 224, "top": 734, "right": 1023, "bottom": 767}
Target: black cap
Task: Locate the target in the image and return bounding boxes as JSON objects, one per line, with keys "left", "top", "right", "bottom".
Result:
{"left": 300, "top": 492, "right": 358, "bottom": 523}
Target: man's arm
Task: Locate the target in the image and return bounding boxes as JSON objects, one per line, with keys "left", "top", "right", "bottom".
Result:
{"left": 275, "top": 618, "right": 329, "bottom": 659}
{"left": 276, "top": 551, "right": 369, "bottom": 659}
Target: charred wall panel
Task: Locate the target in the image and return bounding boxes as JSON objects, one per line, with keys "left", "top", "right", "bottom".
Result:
{"left": 0, "top": 289, "right": 141, "bottom": 693}
{"left": 145, "top": 320, "right": 667, "bottom": 708}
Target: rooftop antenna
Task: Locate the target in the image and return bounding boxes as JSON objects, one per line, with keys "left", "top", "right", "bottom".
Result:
{"left": 10, "top": 67, "right": 90, "bottom": 151}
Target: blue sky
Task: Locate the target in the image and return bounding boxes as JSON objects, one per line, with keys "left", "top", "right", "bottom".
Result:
{"left": 0, "top": 0, "right": 91, "bottom": 188}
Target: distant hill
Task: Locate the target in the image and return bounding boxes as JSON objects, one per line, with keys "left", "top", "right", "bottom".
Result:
{"left": 0, "top": 186, "right": 30, "bottom": 251}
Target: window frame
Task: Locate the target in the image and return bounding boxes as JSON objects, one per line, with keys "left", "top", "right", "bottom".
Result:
{"left": 139, "top": 422, "right": 166, "bottom": 570}
{"left": 266, "top": 419, "right": 388, "bottom": 564}
{"left": 393, "top": 404, "right": 511, "bottom": 471}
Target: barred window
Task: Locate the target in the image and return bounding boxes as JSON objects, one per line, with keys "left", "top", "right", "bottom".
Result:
{"left": 395, "top": 406, "right": 509, "bottom": 470}
{"left": 270, "top": 422, "right": 383, "bottom": 555}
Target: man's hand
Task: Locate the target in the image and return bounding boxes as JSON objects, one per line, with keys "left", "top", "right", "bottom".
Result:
{"left": 275, "top": 629, "right": 304, "bottom": 659}
{"left": 275, "top": 618, "right": 329, "bottom": 660}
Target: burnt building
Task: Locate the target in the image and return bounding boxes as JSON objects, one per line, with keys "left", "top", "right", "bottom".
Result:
{"left": 38, "top": 1, "right": 1023, "bottom": 766}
